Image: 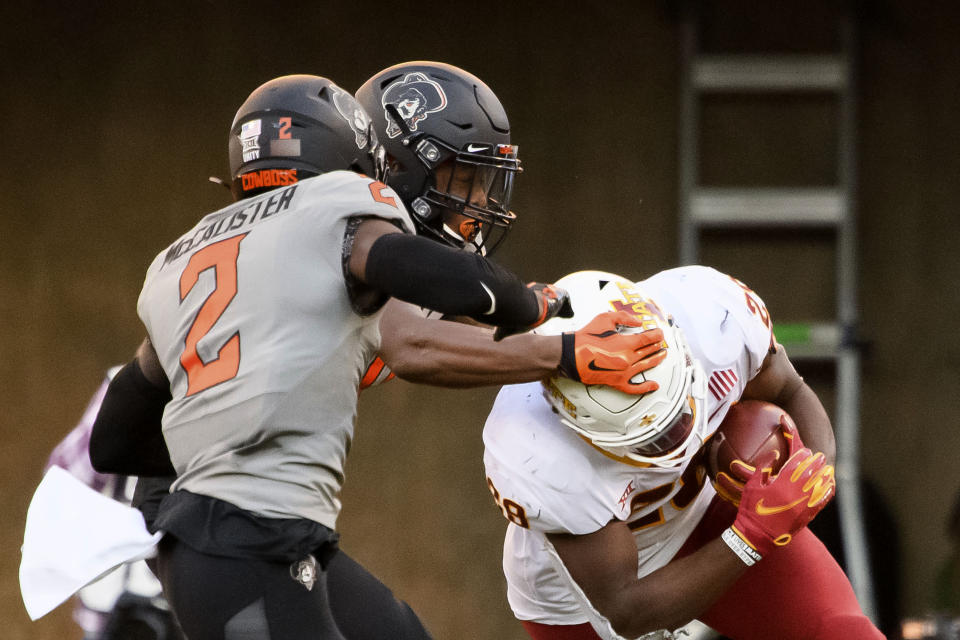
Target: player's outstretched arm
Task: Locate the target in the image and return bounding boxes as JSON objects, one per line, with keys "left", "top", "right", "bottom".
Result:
{"left": 378, "top": 299, "right": 562, "bottom": 387}
{"left": 378, "top": 301, "right": 667, "bottom": 390}
{"left": 548, "top": 448, "right": 836, "bottom": 638}
{"left": 741, "top": 342, "right": 836, "bottom": 465}
{"left": 354, "top": 220, "right": 665, "bottom": 391}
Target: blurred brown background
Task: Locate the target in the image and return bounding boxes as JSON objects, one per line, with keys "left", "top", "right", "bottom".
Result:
{"left": 3, "top": 1, "right": 958, "bottom": 638}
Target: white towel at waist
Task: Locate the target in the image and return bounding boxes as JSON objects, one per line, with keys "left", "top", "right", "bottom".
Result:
{"left": 20, "top": 465, "right": 163, "bottom": 620}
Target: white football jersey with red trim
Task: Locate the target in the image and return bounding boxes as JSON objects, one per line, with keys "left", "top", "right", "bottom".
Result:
{"left": 482, "top": 266, "right": 773, "bottom": 631}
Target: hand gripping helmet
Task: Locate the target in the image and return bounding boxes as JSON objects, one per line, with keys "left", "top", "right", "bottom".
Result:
{"left": 534, "top": 271, "right": 708, "bottom": 468}
{"left": 228, "top": 75, "right": 386, "bottom": 200}
{"left": 356, "top": 61, "right": 521, "bottom": 255}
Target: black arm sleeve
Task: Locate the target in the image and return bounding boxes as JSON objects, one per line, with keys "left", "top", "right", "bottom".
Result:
{"left": 89, "top": 359, "right": 175, "bottom": 477}
{"left": 364, "top": 233, "right": 540, "bottom": 326}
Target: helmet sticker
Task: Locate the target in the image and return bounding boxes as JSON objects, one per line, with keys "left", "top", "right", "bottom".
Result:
{"left": 270, "top": 116, "right": 301, "bottom": 157}
{"left": 331, "top": 87, "right": 373, "bottom": 150}
{"left": 239, "top": 119, "right": 262, "bottom": 162}
{"left": 270, "top": 137, "right": 301, "bottom": 157}
{"left": 380, "top": 72, "right": 448, "bottom": 138}
{"left": 610, "top": 282, "right": 669, "bottom": 335}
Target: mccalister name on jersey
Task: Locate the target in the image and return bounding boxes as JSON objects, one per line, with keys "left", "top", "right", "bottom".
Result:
{"left": 162, "top": 184, "right": 298, "bottom": 267}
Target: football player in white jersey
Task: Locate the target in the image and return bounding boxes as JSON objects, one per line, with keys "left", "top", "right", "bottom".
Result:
{"left": 87, "top": 74, "right": 665, "bottom": 639}
{"left": 483, "top": 268, "right": 884, "bottom": 640}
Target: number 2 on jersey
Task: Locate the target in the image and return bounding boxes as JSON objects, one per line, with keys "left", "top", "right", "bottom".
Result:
{"left": 179, "top": 233, "right": 247, "bottom": 396}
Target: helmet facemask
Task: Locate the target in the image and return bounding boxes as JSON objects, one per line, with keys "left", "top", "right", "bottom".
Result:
{"left": 383, "top": 103, "right": 521, "bottom": 256}
{"left": 357, "top": 62, "right": 523, "bottom": 255}
{"left": 598, "top": 354, "right": 708, "bottom": 468}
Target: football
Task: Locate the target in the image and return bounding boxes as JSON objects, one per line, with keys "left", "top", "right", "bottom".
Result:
{"left": 706, "top": 400, "right": 793, "bottom": 487}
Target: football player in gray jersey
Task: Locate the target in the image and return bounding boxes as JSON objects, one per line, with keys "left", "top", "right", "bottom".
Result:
{"left": 90, "top": 70, "right": 666, "bottom": 640}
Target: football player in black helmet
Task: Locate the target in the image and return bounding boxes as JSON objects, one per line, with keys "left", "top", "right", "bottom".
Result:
{"left": 357, "top": 61, "right": 521, "bottom": 256}
{"left": 355, "top": 62, "right": 572, "bottom": 389}
{"left": 228, "top": 74, "right": 386, "bottom": 200}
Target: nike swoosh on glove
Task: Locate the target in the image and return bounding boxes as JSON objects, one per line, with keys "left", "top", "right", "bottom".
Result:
{"left": 558, "top": 311, "right": 668, "bottom": 395}
{"left": 729, "top": 447, "right": 836, "bottom": 557}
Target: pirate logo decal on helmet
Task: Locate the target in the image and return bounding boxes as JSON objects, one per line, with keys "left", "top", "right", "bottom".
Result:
{"left": 331, "top": 86, "right": 373, "bottom": 150}
{"left": 380, "top": 72, "right": 448, "bottom": 138}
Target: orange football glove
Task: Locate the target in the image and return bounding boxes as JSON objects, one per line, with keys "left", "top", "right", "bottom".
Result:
{"left": 557, "top": 311, "right": 668, "bottom": 395}
{"left": 493, "top": 283, "right": 573, "bottom": 341}
{"left": 715, "top": 414, "right": 804, "bottom": 507}
{"left": 729, "top": 447, "right": 836, "bottom": 559}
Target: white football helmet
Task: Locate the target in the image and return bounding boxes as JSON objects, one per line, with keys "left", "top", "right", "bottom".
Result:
{"left": 534, "top": 271, "right": 707, "bottom": 468}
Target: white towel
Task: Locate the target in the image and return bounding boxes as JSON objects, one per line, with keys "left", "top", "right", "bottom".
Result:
{"left": 20, "top": 466, "right": 164, "bottom": 620}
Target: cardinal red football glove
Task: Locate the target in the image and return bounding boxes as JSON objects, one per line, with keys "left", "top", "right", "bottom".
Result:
{"left": 715, "top": 414, "right": 804, "bottom": 507}
{"left": 557, "top": 311, "right": 668, "bottom": 395}
{"left": 493, "top": 283, "right": 573, "bottom": 341}
{"left": 724, "top": 447, "right": 835, "bottom": 565}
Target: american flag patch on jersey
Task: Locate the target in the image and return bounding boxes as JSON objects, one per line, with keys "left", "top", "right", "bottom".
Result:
{"left": 708, "top": 368, "right": 738, "bottom": 401}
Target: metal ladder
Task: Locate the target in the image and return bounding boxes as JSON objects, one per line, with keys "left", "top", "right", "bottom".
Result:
{"left": 677, "top": 11, "right": 877, "bottom": 622}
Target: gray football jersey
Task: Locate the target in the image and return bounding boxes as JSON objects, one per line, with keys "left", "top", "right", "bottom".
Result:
{"left": 137, "top": 171, "right": 414, "bottom": 527}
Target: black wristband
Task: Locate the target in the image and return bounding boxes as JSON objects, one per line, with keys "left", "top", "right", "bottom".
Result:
{"left": 557, "top": 332, "right": 580, "bottom": 381}
{"left": 365, "top": 233, "right": 540, "bottom": 326}
{"left": 89, "top": 359, "right": 175, "bottom": 477}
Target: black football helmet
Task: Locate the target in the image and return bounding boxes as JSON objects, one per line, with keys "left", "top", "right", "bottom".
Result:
{"left": 228, "top": 75, "right": 386, "bottom": 200}
{"left": 356, "top": 62, "right": 521, "bottom": 255}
